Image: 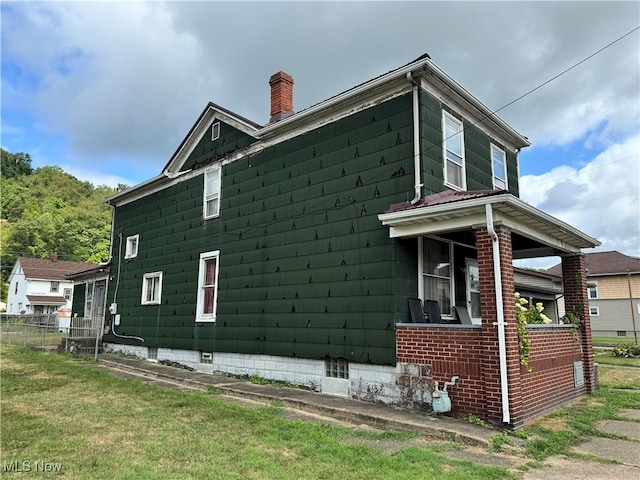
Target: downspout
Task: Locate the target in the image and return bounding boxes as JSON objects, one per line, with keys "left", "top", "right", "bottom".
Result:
{"left": 485, "top": 203, "right": 510, "bottom": 424}
{"left": 407, "top": 72, "right": 423, "bottom": 204}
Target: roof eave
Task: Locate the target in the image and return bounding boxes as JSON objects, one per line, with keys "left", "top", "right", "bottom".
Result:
{"left": 378, "top": 193, "right": 600, "bottom": 252}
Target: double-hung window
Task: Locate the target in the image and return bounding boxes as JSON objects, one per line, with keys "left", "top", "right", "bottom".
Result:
{"left": 491, "top": 144, "right": 507, "bottom": 190}
{"left": 196, "top": 251, "right": 220, "bottom": 322}
{"left": 51, "top": 281, "right": 59, "bottom": 293}
{"left": 125, "top": 234, "right": 139, "bottom": 259}
{"left": 588, "top": 282, "right": 598, "bottom": 299}
{"left": 203, "top": 166, "right": 221, "bottom": 219}
{"left": 422, "top": 237, "right": 453, "bottom": 316}
{"left": 141, "top": 272, "right": 163, "bottom": 305}
{"left": 443, "top": 111, "right": 466, "bottom": 190}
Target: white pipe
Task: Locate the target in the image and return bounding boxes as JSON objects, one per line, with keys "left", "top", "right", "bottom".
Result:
{"left": 407, "top": 72, "right": 423, "bottom": 204}
{"left": 485, "top": 203, "right": 510, "bottom": 424}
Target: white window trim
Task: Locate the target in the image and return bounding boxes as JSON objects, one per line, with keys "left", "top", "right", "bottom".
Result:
{"left": 203, "top": 166, "right": 222, "bottom": 220}
{"left": 589, "top": 306, "right": 600, "bottom": 316}
{"left": 141, "top": 271, "right": 163, "bottom": 306}
{"left": 211, "top": 121, "right": 220, "bottom": 141}
{"left": 196, "top": 250, "right": 220, "bottom": 322}
{"left": 419, "top": 236, "right": 455, "bottom": 318}
{"left": 490, "top": 143, "right": 508, "bottom": 190}
{"left": 588, "top": 282, "right": 599, "bottom": 300}
{"left": 442, "top": 111, "right": 466, "bottom": 191}
{"left": 51, "top": 281, "right": 59, "bottom": 293}
{"left": 125, "top": 234, "right": 139, "bottom": 259}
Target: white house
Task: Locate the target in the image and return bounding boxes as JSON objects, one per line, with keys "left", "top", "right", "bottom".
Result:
{"left": 6, "top": 256, "right": 96, "bottom": 315}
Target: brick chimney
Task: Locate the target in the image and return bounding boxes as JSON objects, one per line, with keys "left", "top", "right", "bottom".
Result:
{"left": 269, "top": 71, "right": 294, "bottom": 123}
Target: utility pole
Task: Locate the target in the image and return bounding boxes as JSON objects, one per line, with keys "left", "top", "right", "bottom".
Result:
{"left": 627, "top": 270, "right": 638, "bottom": 345}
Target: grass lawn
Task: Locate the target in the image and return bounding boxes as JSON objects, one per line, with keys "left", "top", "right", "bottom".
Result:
{"left": 593, "top": 351, "right": 640, "bottom": 368}
{"left": 1, "top": 345, "right": 516, "bottom": 480}
{"left": 591, "top": 335, "right": 638, "bottom": 347}
{"left": 521, "top": 356, "right": 640, "bottom": 460}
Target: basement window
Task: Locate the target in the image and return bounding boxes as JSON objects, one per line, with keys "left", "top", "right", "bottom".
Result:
{"left": 617, "top": 331, "right": 627, "bottom": 337}
{"left": 148, "top": 347, "right": 158, "bottom": 361}
{"left": 325, "top": 358, "right": 349, "bottom": 379}
{"left": 200, "top": 352, "right": 213, "bottom": 364}
{"left": 211, "top": 122, "right": 220, "bottom": 141}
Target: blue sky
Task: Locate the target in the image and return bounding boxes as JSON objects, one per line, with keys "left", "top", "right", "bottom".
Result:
{"left": 1, "top": 1, "right": 639, "bottom": 265}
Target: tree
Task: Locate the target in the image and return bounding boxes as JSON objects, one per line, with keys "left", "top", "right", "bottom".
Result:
{"left": 0, "top": 151, "right": 118, "bottom": 303}
{"left": 1, "top": 149, "right": 33, "bottom": 178}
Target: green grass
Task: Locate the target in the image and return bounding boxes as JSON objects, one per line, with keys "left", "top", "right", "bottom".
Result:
{"left": 1, "top": 345, "right": 516, "bottom": 480}
{"left": 594, "top": 351, "right": 640, "bottom": 368}
{"left": 591, "top": 335, "right": 638, "bottom": 347}
{"left": 521, "top": 361, "right": 640, "bottom": 460}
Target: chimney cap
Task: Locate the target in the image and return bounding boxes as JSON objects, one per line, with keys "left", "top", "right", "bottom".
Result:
{"left": 269, "top": 71, "right": 294, "bottom": 86}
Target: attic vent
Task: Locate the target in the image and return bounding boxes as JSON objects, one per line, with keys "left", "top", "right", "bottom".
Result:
{"left": 211, "top": 122, "right": 220, "bottom": 141}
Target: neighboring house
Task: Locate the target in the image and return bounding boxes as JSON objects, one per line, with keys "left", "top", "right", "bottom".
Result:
{"left": 103, "top": 55, "right": 599, "bottom": 427}
{"left": 548, "top": 251, "right": 640, "bottom": 338}
{"left": 6, "top": 256, "right": 97, "bottom": 315}
{"left": 514, "top": 267, "right": 564, "bottom": 322}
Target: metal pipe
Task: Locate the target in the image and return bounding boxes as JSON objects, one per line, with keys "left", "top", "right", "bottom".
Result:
{"left": 485, "top": 203, "right": 510, "bottom": 424}
{"left": 407, "top": 72, "right": 423, "bottom": 204}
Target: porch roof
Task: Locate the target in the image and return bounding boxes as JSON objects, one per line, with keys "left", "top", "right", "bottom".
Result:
{"left": 378, "top": 190, "right": 600, "bottom": 259}
{"left": 26, "top": 295, "right": 66, "bottom": 305}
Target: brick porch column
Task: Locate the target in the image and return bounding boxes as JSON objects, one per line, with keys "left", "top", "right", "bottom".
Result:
{"left": 476, "top": 226, "right": 523, "bottom": 427}
{"left": 561, "top": 254, "right": 595, "bottom": 394}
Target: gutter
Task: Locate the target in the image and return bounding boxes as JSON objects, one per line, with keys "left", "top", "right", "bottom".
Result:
{"left": 486, "top": 203, "right": 511, "bottom": 424}
{"left": 407, "top": 72, "right": 423, "bottom": 204}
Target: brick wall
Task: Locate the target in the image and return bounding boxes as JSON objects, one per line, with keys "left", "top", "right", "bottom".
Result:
{"left": 396, "top": 325, "right": 486, "bottom": 417}
{"left": 521, "top": 326, "right": 585, "bottom": 421}
{"left": 562, "top": 254, "right": 596, "bottom": 393}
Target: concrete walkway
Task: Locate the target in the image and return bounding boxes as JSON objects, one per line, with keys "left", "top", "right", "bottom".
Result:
{"left": 97, "top": 354, "right": 640, "bottom": 478}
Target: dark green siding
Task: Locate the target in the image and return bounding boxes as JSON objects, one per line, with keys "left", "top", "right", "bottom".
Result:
{"left": 105, "top": 87, "right": 521, "bottom": 366}
{"left": 106, "top": 94, "right": 417, "bottom": 365}
{"left": 420, "top": 89, "right": 520, "bottom": 196}
{"left": 71, "top": 283, "right": 85, "bottom": 318}
{"left": 180, "top": 122, "right": 256, "bottom": 172}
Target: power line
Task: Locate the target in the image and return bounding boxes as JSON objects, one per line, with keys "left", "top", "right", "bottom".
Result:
{"left": 519, "top": 153, "right": 640, "bottom": 191}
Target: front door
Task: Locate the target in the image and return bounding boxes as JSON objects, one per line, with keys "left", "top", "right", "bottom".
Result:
{"left": 466, "top": 259, "right": 481, "bottom": 325}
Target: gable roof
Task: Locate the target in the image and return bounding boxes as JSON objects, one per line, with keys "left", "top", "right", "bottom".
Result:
{"left": 547, "top": 251, "right": 640, "bottom": 277}
{"left": 15, "top": 257, "right": 98, "bottom": 281}
{"left": 107, "top": 54, "right": 531, "bottom": 207}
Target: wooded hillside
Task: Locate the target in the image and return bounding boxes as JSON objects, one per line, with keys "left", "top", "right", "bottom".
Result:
{"left": 1, "top": 149, "right": 123, "bottom": 301}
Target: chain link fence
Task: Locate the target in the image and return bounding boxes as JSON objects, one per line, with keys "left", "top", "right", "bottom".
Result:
{"left": 0, "top": 314, "right": 103, "bottom": 360}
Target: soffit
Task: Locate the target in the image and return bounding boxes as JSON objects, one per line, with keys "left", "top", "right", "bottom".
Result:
{"left": 378, "top": 192, "right": 600, "bottom": 258}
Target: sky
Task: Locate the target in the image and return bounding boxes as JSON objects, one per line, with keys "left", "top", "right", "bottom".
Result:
{"left": 1, "top": 1, "right": 639, "bottom": 267}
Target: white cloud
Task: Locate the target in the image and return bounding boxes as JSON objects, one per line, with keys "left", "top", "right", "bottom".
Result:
{"left": 520, "top": 133, "right": 640, "bottom": 258}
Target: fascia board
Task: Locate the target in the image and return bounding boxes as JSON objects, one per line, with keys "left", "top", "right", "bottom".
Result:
{"left": 422, "top": 64, "right": 530, "bottom": 150}
{"left": 255, "top": 56, "right": 434, "bottom": 140}
{"left": 379, "top": 194, "right": 600, "bottom": 250}
{"left": 164, "top": 105, "right": 260, "bottom": 177}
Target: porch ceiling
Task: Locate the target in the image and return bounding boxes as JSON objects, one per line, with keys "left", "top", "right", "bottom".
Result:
{"left": 378, "top": 192, "right": 600, "bottom": 259}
